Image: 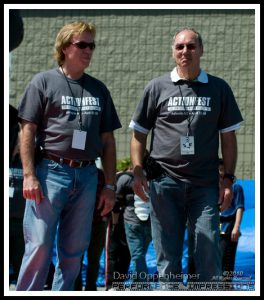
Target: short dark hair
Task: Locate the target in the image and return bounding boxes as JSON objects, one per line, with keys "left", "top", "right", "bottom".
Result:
{"left": 172, "top": 27, "right": 203, "bottom": 48}
{"left": 219, "top": 158, "right": 224, "bottom": 165}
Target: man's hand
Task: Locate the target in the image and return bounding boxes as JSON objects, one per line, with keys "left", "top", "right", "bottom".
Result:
{"left": 133, "top": 166, "right": 149, "bottom": 202}
{"left": 98, "top": 189, "right": 116, "bottom": 216}
{"left": 231, "top": 226, "right": 240, "bottom": 242}
{"left": 23, "top": 174, "right": 45, "bottom": 205}
{"left": 218, "top": 181, "right": 233, "bottom": 212}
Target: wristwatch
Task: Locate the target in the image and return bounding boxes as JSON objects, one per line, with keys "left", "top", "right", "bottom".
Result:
{"left": 103, "top": 184, "right": 117, "bottom": 191}
{"left": 223, "top": 173, "right": 236, "bottom": 184}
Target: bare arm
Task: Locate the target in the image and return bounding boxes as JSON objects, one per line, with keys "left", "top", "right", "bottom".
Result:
{"left": 221, "top": 130, "right": 238, "bottom": 174}
{"left": 98, "top": 131, "right": 117, "bottom": 216}
{"left": 231, "top": 207, "right": 243, "bottom": 242}
{"left": 100, "top": 131, "right": 117, "bottom": 185}
{"left": 20, "top": 120, "right": 45, "bottom": 204}
{"left": 219, "top": 131, "right": 238, "bottom": 211}
{"left": 130, "top": 130, "right": 149, "bottom": 201}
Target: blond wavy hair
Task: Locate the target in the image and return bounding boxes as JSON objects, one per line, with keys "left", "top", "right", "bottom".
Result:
{"left": 53, "top": 21, "right": 96, "bottom": 66}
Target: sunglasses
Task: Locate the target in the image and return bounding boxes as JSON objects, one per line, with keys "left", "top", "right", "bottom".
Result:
{"left": 175, "top": 44, "right": 196, "bottom": 51}
{"left": 71, "top": 41, "right": 96, "bottom": 50}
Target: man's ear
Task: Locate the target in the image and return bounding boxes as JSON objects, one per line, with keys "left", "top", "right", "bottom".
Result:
{"left": 172, "top": 47, "right": 176, "bottom": 59}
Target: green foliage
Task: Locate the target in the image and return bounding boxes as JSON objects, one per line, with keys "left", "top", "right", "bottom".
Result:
{"left": 116, "top": 157, "right": 132, "bottom": 172}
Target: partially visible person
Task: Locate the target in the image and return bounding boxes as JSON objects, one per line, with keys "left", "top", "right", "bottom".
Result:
{"left": 122, "top": 155, "right": 152, "bottom": 285}
{"left": 74, "top": 168, "right": 108, "bottom": 291}
{"left": 9, "top": 9, "right": 24, "bottom": 53}
{"left": 9, "top": 105, "right": 20, "bottom": 164}
{"left": 187, "top": 159, "right": 245, "bottom": 283}
{"left": 218, "top": 158, "right": 245, "bottom": 282}
{"left": 105, "top": 168, "right": 131, "bottom": 291}
{"left": 9, "top": 130, "right": 25, "bottom": 285}
{"left": 16, "top": 21, "right": 121, "bottom": 291}
{"left": 9, "top": 10, "right": 24, "bottom": 161}
{"left": 130, "top": 27, "right": 243, "bottom": 286}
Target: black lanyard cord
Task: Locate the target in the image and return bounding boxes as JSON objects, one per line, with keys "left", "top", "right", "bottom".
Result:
{"left": 61, "top": 67, "right": 84, "bottom": 130}
{"left": 178, "top": 82, "right": 200, "bottom": 135}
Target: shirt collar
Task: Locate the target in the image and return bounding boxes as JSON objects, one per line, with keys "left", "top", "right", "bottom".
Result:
{"left": 170, "top": 67, "right": 208, "bottom": 83}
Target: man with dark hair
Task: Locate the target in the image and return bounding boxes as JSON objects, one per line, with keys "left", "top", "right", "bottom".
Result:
{"left": 9, "top": 9, "right": 24, "bottom": 52}
{"left": 130, "top": 27, "right": 243, "bottom": 287}
{"left": 9, "top": 9, "right": 24, "bottom": 162}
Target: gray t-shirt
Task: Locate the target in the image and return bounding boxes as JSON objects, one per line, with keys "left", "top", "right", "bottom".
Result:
{"left": 131, "top": 71, "right": 243, "bottom": 186}
{"left": 18, "top": 68, "right": 121, "bottom": 160}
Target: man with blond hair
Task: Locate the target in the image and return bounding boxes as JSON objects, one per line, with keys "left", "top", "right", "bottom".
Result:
{"left": 16, "top": 21, "right": 121, "bottom": 291}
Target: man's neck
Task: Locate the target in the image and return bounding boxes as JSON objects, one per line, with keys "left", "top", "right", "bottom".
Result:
{"left": 177, "top": 67, "right": 200, "bottom": 81}
{"left": 60, "top": 65, "right": 84, "bottom": 80}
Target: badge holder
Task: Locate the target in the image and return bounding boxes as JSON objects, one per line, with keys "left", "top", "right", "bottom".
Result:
{"left": 180, "top": 133, "right": 195, "bottom": 155}
{"left": 72, "top": 129, "right": 87, "bottom": 150}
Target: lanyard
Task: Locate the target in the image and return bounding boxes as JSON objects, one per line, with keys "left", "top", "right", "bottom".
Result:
{"left": 61, "top": 67, "right": 85, "bottom": 130}
{"left": 178, "top": 81, "right": 200, "bottom": 136}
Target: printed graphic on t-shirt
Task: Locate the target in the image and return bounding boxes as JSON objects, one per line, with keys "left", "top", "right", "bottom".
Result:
{"left": 167, "top": 96, "right": 211, "bottom": 115}
{"left": 61, "top": 96, "right": 102, "bottom": 115}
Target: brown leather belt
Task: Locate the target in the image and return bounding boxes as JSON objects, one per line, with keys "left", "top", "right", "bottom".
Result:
{"left": 43, "top": 153, "right": 95, "bottom": 168}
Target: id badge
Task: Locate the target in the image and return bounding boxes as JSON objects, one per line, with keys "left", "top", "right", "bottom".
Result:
{"left": 9, "top": 186, "right": 15, "bottom": 198}
{"left": 72, "top": 130, "right": 87, "bottom": 150}
{"left": 180, "top": 135, "right": 195, "bottom": 155}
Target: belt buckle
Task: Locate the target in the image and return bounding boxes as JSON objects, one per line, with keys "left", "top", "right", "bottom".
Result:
{"left": 69, "top": 159, "right": 83, "bottom": 168}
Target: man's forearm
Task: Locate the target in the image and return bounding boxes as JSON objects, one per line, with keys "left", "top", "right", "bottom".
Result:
{"left": 101, "top": 132, "right": 117, "bottom": 184}
{"left": 234, "top": 208, "right": 243, "bottom": 230}
{"left": 130, "top": 130, "right": 147, "bottom": 172}
{"left": 220, "top": 131, "right": 238, "bottom": 174}
{"left": 20, "top": 121, "right": 37, "bottom": 177}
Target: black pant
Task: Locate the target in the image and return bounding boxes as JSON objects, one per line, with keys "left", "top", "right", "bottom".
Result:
{"left": 105, "top": 213, "right": 131, "bottom": 290}
{"left": 44, "top": 262, "right": 56, "bottom": 290}
{"left": 74, "top": 220, "right": 107, "bottom": 291}
{"left": 219, "top": 234, "right": 238, "bottom": 282}
{"left": 9, "top": 218, "right": 24, "bottom": 284}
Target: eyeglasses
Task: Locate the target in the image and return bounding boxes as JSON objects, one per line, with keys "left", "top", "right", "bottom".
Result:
{"left": 71, "top": 41, "right": 96, "bottom": 50}
{"left": 175, "top": 44, "right": 196, "bottom": 51}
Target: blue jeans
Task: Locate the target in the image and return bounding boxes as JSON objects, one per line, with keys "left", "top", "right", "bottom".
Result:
{"left": 149, "top": 175, "right": 221, "bottom": 283}
{"left": 16, "top": 159, "right": 98, "bottom": 291}
{"left": 124, "top": 221, "right": 152, "bottom": 282}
